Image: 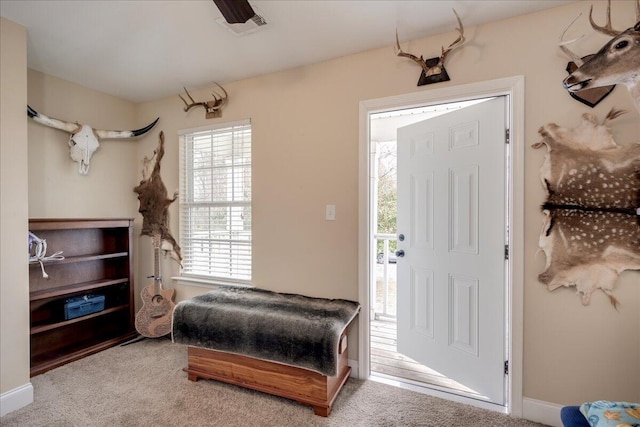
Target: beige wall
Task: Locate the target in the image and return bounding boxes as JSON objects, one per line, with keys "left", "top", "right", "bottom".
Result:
{"left": 1, "top": 17, "right": 30, "bottom": 395}
{"left": 27, "top": 70, "right": 142, "bottom": 218}
{"left": 137, "top": 1, "right": 639, "bottom": 404}
{"left": 6, "top": 0, "right": 639, "bottom": 409}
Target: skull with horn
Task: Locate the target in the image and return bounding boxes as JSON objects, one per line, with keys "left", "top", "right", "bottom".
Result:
{"left": 27, "top": 105, "right": 159, "bottom": 175}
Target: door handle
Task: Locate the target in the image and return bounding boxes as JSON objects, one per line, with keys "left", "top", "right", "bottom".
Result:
{"left": 395, "top": 250, "right": 405, "bottom": 257}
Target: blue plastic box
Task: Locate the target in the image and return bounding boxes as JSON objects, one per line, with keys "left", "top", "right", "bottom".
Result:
{"left": 64, "top": 294, "right": 105, "bottom": 320}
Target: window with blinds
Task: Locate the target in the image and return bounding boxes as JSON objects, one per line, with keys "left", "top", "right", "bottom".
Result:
{"left": 179, "top": 120, "right": 251, "bottom": 282}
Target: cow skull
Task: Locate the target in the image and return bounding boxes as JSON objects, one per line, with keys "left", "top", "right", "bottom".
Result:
{"left": 27, "top": 105, "right": 159, "bottom": 174}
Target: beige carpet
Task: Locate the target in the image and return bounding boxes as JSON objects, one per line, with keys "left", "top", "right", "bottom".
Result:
{"left": 2, "top": 339, "right": 549, "bottom": 426}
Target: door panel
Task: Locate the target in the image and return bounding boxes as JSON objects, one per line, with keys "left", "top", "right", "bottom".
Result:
{"left": 449, "top": 165, "right": 478, "bottom": 254}
{"left": 396, "top": 96, "right": 507, "bottom": 404}
{"left": 449, "top": 274, "right": 478, "bottom": 356}
{"left": 409, "top": 266, "right": 434, "bottom": 339}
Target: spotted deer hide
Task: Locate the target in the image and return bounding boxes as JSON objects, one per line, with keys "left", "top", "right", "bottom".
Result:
{"left": 532, "top": 110, "right": 640, "bottom": 307}
{"left": 133, "top": 131, "right": 182, "bottom": 265}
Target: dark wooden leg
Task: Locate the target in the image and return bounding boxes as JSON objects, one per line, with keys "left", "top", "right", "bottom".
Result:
{"left": 183, "top": 367, "right": 200, "bottom": 382}
{"left": 313, "top": 405, "right": 330, "bottom": 417}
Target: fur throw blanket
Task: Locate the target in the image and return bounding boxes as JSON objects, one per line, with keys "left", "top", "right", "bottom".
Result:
{"left": 172, "top": 286, "right": 360, "bottom": 376}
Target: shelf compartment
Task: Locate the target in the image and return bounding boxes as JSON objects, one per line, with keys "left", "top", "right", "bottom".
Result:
{"left": 30, "top": 308, "right": 135, "bottom": 377}
{"left": 29, "top": 256, "right": 131, "bottom": 294}
{"left": 29, "top": 218, "right": 133, "bottom": 231}
{"left": 28, "top": 223, "right": 132, "bottom": 257}
{"left": 29, "top": 251, "right": 128, "bottom": 268}
{"left": 30, "top": 304, "right": 130, "bottom": 335}
{"left": 30, "top": 331, "right": 138, "bottom": 377}
{"left": 30, "top": 278, "right": 129, "bottom": 301}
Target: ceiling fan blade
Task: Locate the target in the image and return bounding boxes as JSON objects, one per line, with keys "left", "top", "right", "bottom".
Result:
{"left": 212, "top": 0, "right": 256, "bottom": 24}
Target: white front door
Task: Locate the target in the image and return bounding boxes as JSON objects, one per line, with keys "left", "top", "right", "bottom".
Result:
{"left": 396, "top": 96, "right": 508, "bottom": 405}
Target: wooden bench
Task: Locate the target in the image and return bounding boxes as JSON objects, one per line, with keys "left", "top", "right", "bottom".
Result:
{"left": 172, "top": 286, "right": 360, "bottom": 416}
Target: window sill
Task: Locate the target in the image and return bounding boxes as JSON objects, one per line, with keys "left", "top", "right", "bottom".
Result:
{"left": 172, "top": 275, "right": 253, "bottom": 289}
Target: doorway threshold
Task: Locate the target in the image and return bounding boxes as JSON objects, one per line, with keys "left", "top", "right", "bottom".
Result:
{"left": 369, "top": 372, "right": 508, "bottom": 414}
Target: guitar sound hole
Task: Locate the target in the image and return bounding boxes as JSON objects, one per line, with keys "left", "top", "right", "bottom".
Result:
{"left": 152, "top": 295, "right": 165, "bottom": 305}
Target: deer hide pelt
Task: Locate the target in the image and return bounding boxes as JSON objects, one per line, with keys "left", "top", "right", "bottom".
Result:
{"left": 133, "top": 131, "right": 182, "bottom": 264}
{"left": 532, "top": 111, "right": 640, "bottom": 307}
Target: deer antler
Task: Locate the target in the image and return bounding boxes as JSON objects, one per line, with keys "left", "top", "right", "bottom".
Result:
{"left": 179, "top": 87, "right": 208, "bottom": 113}
{"left": 179, "top": 82, "right": 228, "bottom": 118}
{"left": 395, "top": 9, "right": 465, "bottom": 78}
{"left": 395, "top": 30, "right": 431, "bottom": 75}
{"left": 439, "top": 9, "right": 465, "bottom": 64}
{"left": 209, "top": 83, "right": 228, "bottom": 112}
{"left": 558, "top": 13, "right": 585, "bottom": 66}
{"left": 589, "top": 0, "right": 640, "bottom": 36}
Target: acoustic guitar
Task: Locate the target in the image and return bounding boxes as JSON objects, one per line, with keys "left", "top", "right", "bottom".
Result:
{"left": 135, "top": 234, "right": 176, "bottom": 338}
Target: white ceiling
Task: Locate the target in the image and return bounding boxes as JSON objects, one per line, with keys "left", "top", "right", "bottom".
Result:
{"left": 1, "top": 0, "right": 573, "bottom": 103}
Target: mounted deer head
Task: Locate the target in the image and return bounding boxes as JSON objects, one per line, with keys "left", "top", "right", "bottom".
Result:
{"left": 395, "top": 9, "right": 465, "bottom": 86}
{"left": 27, "top": 105, "right": 159, "bottom": 175}
{"left": 179, "top": 82, "right": 228, "bottom": 119}
{"left": 561, "top": 0, "right": 640, "bottom": 113}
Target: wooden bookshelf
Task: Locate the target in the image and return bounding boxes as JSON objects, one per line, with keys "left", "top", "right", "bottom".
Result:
{"left": 28, "top": 218, "right": 137, "bottom": 376}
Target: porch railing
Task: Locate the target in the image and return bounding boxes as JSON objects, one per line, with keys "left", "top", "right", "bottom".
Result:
{"left": 374, "top": 233, "right": 397, "bottom": 319}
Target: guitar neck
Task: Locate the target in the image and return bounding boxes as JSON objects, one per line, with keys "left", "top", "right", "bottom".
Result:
{"left": 153, "top": 234, "right": 162, "bottom": 295}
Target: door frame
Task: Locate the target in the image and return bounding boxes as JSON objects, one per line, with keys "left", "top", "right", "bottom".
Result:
{"left": 357, "top": 76, "right": 525, "bottom": 416}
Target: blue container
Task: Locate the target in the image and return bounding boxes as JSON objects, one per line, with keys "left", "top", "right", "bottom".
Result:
{"left": 64, "top": 294, "right": 105, "bottom": 320}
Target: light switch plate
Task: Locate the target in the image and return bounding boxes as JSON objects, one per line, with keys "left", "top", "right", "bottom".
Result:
{"left": 325, "top": 204, "right": 336, "bottom": 221}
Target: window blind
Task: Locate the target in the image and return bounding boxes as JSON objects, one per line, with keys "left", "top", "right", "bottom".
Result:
{"left": 179, "top": 120, "right": 251, "bottom": 282}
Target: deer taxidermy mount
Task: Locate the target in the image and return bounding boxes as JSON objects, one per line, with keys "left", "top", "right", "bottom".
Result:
{"left": 560, "top": 0, "right": 640, "bottom": 112}
{"left": 179, "top": 82, "right": 228, "bottom": 119}
{"left": 559, "top": 14, "right": 616, "bottom": 108}
{"left": 133, "top": 131, "right": 182, "bottom": 265}
{"left": 395, "top": 9, "right": 465, "bottom": 86}
{"left": 532, "top": 109, "right": 640, "bottom": 308}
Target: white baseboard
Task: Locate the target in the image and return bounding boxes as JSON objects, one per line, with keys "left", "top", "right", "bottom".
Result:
{"left": 348, "top": 359, "right": 359, "bottom": 378}
{"left": 0, "top": 382, "right": 33, "bottom": 417}
{"left": 523, "top": 397, "right": 563, "bottom": 427}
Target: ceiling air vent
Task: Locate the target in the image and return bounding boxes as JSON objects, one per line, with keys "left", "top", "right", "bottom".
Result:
{"left": 216, "top": 10, "right": 267, "bottom": 37}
